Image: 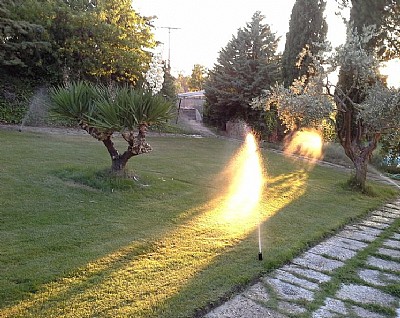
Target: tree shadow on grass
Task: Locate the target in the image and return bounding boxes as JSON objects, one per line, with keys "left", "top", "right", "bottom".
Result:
{"left": 2, "top": 156, "right": 382, "bottom": 318}
{"left": 0, "top": 169, "right": 310, "bottom": 318}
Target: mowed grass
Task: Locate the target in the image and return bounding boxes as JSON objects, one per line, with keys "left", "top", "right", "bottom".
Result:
{"left": 0, "top": 129, "right": 398, "bottom": 318}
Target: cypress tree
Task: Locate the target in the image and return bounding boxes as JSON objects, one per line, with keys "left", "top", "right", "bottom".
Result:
{"left": 159, "top": 64, "right": 177, "bottom": 104}
{"left": 282, "top": 0, "right": 327, "bottom": 87}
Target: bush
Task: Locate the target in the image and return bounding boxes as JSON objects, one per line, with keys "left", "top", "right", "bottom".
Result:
{"left": 0, "top": 75, "right": 34, "bottom": 124}
{"left": 322, "top": 142, "right": 353, "bottom": 166}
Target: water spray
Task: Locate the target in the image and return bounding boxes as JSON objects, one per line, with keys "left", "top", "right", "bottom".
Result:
{"left": 368, "top": 164, "right": 400, "bottom": 190}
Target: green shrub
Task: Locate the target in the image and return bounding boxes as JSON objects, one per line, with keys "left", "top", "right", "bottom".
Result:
{"left": 0, "top": 102, "right": 27, "bottom": 124}
{"left": 0, "top": 75, "right": 33, "bottom": 124}
{"left": 322, "top": 142, "right": 353, "bottom": 166}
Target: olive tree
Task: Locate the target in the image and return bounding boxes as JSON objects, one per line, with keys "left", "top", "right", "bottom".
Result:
{"left": 254, "top": 26, "right": 400, "bottom": 191}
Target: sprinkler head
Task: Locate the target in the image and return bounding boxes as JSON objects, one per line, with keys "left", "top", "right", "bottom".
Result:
{"left": 258, "top": 252, "right": 263, "bottom": 261}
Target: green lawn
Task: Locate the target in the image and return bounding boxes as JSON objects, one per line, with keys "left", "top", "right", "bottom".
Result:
{"left": 0, "top": 129, "right": 397, "bottom": 318}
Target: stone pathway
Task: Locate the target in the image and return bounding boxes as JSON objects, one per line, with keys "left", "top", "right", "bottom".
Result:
{"left": 204, "top": 198, "right": 400, "bottom": 318}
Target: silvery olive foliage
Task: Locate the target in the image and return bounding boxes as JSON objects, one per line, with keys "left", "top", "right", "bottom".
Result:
{"left": 145, "top": 52, "right": 165, "bottom": 95}
{"left": 251, "top": 44, "right": 334, "bottom": 131}
{"left": 252, "top": 25, "right": 400, "bottom": 135}
{"left": 361, "top": 83, "right": 400, "bottom": 132}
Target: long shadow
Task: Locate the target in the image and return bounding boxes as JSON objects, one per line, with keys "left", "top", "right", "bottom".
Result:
{"left": 0, "top": 166, "right": 310, "bottom": 317}
{"left": 1, "top": 138, "right": 340, "bottom": 317}
{"left": 3, "top": 133, "right": 390, "bottom": 317}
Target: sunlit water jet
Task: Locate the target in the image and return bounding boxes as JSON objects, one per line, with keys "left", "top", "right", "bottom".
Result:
{"left": 219, "top": 132, "right": 265, "bottom": 258}
{"left": 283, "top": 129, "right": 323, "bottom": 163}
{"left": 223, "top": 133, "right": 264, "bottom": 216}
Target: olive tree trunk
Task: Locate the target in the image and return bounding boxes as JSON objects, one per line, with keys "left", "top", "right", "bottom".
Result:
{"left": 336, "top": 108, "right": 380, "bottom": 191}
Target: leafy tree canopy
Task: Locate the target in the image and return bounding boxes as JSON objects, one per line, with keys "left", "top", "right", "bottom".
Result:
{"left": 2, "top": 0, "right": 157, "bottom": 86}
{"left": 188, "top": 64, "right": 208, "bottom": 91}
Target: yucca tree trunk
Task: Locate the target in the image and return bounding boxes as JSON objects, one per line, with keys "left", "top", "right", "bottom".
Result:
{"left": 101, "top": 138, "right": 127, "bottom": 173}
{"left": 111, "top": 157, "right": 129, "bottom": 173}
{"left": 102, "top": 125, "right": 152, "bottom": 174}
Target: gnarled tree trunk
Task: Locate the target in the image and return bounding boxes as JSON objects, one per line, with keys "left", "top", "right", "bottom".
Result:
{"left": 81, "top": 122, "right": 152, "bottom": 174}
{"left": 335, "top": 97, "right": 380, "bottom": 191}
{"left": 103, "top": 125, "right": 152, "bottom": 173}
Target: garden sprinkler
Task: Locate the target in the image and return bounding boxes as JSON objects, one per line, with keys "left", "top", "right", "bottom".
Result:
{"left": 258, "top": 221, "right": 263, "bottom": 261}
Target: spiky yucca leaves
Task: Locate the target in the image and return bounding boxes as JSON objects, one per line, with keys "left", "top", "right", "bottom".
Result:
{"left": 50, "top": 82, "right": 113, "bottom": 140}
{"left": 49, "top": 81, "right": 98, "bottom": 123}
{"left": 92, "top": 88, "right": 173, "bottom": 132}
{"left": 49, "top": 81, "right": 174, "bottom": 172}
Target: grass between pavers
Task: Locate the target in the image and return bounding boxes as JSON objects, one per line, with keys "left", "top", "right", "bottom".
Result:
{"left": 0, "top": 129, "right": 398, "bottom": 318}
{"left": 305, "top": 218, "right": 400, "bottom": 318}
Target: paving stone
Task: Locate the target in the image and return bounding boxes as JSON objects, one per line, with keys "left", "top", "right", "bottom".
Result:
{"left": 203, "top": 295, "right": 287, "bottom": 318}
{"left": 308, "top": 242, "right": 357, "bottom": 261}
{"left": 336, "top": 229, "right": 377, "bottom": 242}
{"left": 383, "top": 239, "right": 400, "bottom": 250}
{"left": 203, "top": 198, "right": 400, "bottom": 318}
{"left": 266, "top": 278, "right": 315, "bottom": 302}
{"left": 383, "top": 205, "right": 400, "bottom": 213}
{"left": 358, "top": 268, "right": 400, "bottom": 286}
{"left": 324, "top": 236, "right": 368, "bottom": 251}
{"left": 277, "top": 301, "right": 307, "bottom": 315}
{"left": 349, "top": 224, "right": 383, "bottom": 236}
{"left": 373, "top": 210, "right": 399, "bottom": 219}
{"left": 359, "top": 220, "right": 390, "bottom": 230}
{"left": 281, "top": 264, "right": 331, "bottom": 283}
{"left": 392, "top": 233, "right": 400, "bottom": 240}
{"left": 367, "top": 215, "right": 396, "bottom": 224}
{"left": 292, "top": 252, "right": 344, "bottom": 273}
{"left": 367, "top": 256, "right": 400, "bottom": 272}
{"left": 349, "top": 305, "right": 386, "bottom": 318}
{"left": 378, "top": 247, "right": 400, "bottom": 260}
{"left": 273, "top": 269, "right": 319, "bottom": 290}
{"left": 336, "top": 284, "right": 398, "bottom": 307}
{"left": 243, "top": 282, "right": 269, "bottom": 303}
{"left": 311, "top": 308, "right": 341, "bottom": 318}
{"left": 319, "top": 298, "right": 347, "bottom": 314}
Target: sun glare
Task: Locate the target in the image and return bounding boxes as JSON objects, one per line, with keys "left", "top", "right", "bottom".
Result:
{"left": 284, "top": 129, "right": 323, "bottom": 163}
{"left": 381, "top": 58, "right": 400, "bottom": 88}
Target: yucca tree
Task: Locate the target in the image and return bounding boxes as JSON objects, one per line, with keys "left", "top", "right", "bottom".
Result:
{"left": 49, "top": 81, "right": 173, "bottom": 172}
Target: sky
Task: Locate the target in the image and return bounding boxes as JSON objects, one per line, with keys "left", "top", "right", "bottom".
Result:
{"left": 132, "top": 0, "right": 347, "bottom": 76}
{"left": 133, "top": 1, "right": 399, "bottom": 87}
